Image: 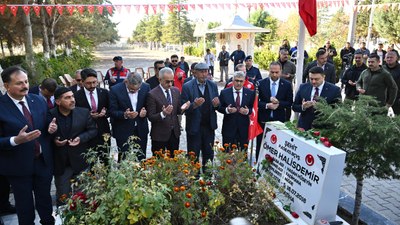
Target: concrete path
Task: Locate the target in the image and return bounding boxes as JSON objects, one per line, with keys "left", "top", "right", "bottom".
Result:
{"left": 2, "top": 46, "right": 399, "bottom": 224}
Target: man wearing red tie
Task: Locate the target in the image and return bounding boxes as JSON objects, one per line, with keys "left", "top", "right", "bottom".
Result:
{"left": 29, "top": 78, "right": 58, "bottom": 109}
{"left": 292, "top": 66, "right": 341, "bottom": 130}
{"left": 0, "top": 66, "right": 58, "bottom": 225}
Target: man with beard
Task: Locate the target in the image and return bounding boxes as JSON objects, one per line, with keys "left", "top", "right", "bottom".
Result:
{"left": 49, "top": 87, "right": 97, "bottom": 206}
{"left": 383, "top": 51, "right": 400, "bottom": 114}
{"left": 104, "top": 56, "right": 131, "bottom": 87}
{"left": 341, "top": 52, "right": 368, "bottom": 100}
{"left": 303, "top": 49, "right": 336, "bottom": 84}
{"left": 357, "top": 53, "right": 398, "bottom": 107}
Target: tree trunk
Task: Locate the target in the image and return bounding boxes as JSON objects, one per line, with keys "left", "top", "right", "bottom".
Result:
{"left": 0, "top": 39, "right": 5, "bottom": 58}
{"left": 351, "top": 175, "right": 363, "bottom": 225}
{"left": 22, "top": 0, "right": 36, "bottom": 77}
{"left": 48, "top": 14, "right": 58, "bottom": 58}
{"left": 6, "top": 39, "right": 14, "bottom": 56}
{"left": 65, "top": 41, "right": 72, "bottom": 56}
{"left": 40, "top": 7, "right": 50, "bottom": 60}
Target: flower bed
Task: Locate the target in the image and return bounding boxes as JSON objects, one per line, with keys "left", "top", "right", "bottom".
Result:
{"left": 61, "top": 140, "right": 289, "bottom": 225}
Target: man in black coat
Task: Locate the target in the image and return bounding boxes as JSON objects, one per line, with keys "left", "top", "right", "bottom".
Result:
{"left": 303, "top": 49, "right": 336, "bottom": 84}
{"left": 49, "top": 87, "right": 97, "bottom": 206}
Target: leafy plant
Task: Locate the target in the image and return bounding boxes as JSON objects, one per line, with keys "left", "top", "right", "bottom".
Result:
{"left": 61, "top": 139, "right": 288, "bottom": 225}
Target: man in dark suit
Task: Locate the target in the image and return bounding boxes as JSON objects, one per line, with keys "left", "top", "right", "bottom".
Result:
{"left": 49, "top": 87, "right": 97, "bottom": 206}
{"left": 0, "top": 66, "right": 57, "bottom": 225}
{"left": 75, "top": 68, "right": 111, "bottom": 163}
{"left": 0, "top": 91, "right": 16, "bottom": 218}
{"left": 147, "top": 60, "right": 165, "bottom": 90}
{"left": 303, "top": 49, "right": 336, "bottom": 84}
{"left": 218, "top": 71, "right": 254, "bottom": 149}
{"left": 181, "top": 63, "right": 220, "bottom": 168}
{"left": 293, "top": 66, "right": 341, "bottom": 130}
{"left": 69, "top": 69, "right": 83, "bottom": 93}
{"left": 256, "top": 62, "right": 293, "bottom": 159}
{"left": 29, "top": 78, "right": 58, "bottom": 109}
{"left": 109, "top": 72, "right": 150, "bottom": 161}
{"left": 146, "top": 68, "right": 190, "bottom": 156}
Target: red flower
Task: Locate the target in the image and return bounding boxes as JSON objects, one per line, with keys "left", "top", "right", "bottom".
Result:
{"left": 323, "top": 141, "right": 332, "bottom": 148}
{"left": 313, "top": 131, "right": 320, "bottom": 136}
{"left": 320, "top": 137, "right": 329, "bottom": 142}
{"left": 265, "top": 154, "right": 274, "bottom": 163}
{"left": 291, "top": 211, "right": 299, "bottom": 218}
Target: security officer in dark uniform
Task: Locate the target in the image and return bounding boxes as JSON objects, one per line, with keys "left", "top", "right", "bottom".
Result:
{"left": 244, "top": 55, "right": 262, "bottom": 84}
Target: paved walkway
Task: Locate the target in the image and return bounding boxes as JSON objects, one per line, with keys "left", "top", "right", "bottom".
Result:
{"left": 2, "top": 47, "right": 399, "bottom": 224}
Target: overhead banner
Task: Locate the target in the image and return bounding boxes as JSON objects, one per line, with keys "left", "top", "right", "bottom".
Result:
{"left": 0, "top": 1, "right": 354, "bottom": 17}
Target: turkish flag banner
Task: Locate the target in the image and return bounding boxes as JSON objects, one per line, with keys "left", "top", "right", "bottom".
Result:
{"left": 248, "top": 94, "right": 263, "bottom": 141}
{"left": 299, "top": 0, "right": 317, "bottom": 36}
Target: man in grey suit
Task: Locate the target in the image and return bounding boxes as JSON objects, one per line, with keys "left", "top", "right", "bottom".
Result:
{"left": 181, "top": 63, "right": 220, "bottom": 169}
{"left": 146, "top": 68, "right": 189, "bottom": 157}
{"left": 303, "top": 49, "right": 336, "bottom": 84}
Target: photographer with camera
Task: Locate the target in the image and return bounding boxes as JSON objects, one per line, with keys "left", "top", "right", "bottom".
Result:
{"left": 341, "top": 52, "right": 367, "bottom": 100}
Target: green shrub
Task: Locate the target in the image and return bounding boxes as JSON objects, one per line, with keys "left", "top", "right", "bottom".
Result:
{"left": 254, "top": 48, "right": 278, "bottom": 70}
{"left": 0, "top": 55, "right": 25, "bottom": 69}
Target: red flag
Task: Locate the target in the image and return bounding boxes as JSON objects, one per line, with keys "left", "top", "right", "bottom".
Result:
{"left": 299, "top": 0, "right": 317, "bottom": 36}
{"left": 248, "top": 93, "right": 263, "bottom": 141}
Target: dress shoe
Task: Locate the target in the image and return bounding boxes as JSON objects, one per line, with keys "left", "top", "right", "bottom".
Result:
{"left": 0, "top": 204, "right": 16, "bottom": 215}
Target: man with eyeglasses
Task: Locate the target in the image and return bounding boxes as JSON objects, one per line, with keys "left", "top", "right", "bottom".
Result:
{"left": 146, "top": 68, "right": 190, "bottom": 157}
{"left": 70, "top": 69, "right": 83, "bottom": 93}
{"left": 182, "top": 63, "right": 220, "bottom": 171}
{"left": 169, "top": 54, "right": 186, "bottom": 92}
{"left": 147, "top": 60, "right": 165, "bottom": 90}
{"left": 256, "top": 62, "right": 293, "bottom": 160}
{"left": 218, "top": 71, "right": 254, "bottom": 150}
{"left": 75, "top": 68, "right": 111, "bottom": 164}
{"left": 109, "top": 72, "right": 150, "bottom": 161}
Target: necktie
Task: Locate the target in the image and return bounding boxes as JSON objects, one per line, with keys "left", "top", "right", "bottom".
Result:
{"left": 90, "top": 91, "right": 97, "bottom": 112}
{"left": 235, "top": 91, "right": 241, "bottom": 109}
{"left": 313, "top": 87, "right": 319, "bottom": 101}
{"left": 165, "top": 90, "right": 172, "bottom": 105}
{"left": 46, "top": 97, "right": 53, "bottom": 109}
{"left": 19, "top": 101, "right": 40, "bottom": 157}
{"left": 270, "top": 82, "right": 277, "bottom": 118}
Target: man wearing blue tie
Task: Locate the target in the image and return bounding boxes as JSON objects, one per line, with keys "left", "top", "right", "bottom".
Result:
{"left": 257, "top": 62, "right": 293, "bottom": 159}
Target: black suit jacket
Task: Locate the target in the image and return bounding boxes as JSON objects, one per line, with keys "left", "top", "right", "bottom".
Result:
{"left": 74, "top": 87, "right": 111, "bottom": 148}
{"left": 146, "top": 86, "right": 182, "bottom": 142}
{"left": 303, "top": 61, "right": 336, "bottom": 84}
{"left": 69, "top": 84, "right": 80, "bottom": 94}
{"left": 258, "top": 78, "right": 293, "bottom": 123}
{"left": 109, "top": 82, "right": 150, "bottom": 148}
{"left": 0, "top": 94, "right": 53, "bottom": 176}
{"left": 218, "top": 87, "right": 254, "bottom": 139}
{"left": 292, "top": 82, "right": 341, "bottom": 130}
{"left": 146, "top": 76, "right": 160, "bottom": 90}
{"left": 49, "top": 107, "right": 97, "bottom": 175}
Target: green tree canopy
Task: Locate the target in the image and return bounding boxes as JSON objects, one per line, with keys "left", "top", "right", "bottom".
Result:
{"left": 374, "top": 0, "right": 400, "bottom": 44}
{"left": 249, "top": 10, "right": 278, "bottom": 47}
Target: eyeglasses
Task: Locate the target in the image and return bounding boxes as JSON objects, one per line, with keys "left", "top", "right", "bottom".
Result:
{"left": 157, "top": 67, "right": 165, "bottom": 70}
{"left": 171, "top": 60, "right": 178, "bottom": 63}
{"left": 164, "top": 80, "right": 174, "bottom": 84}
{"left": 234, "top": 80, "right": 244, "bottom": 83}
{"left": 76, "top": 79, "right": 82, "bottom": 82}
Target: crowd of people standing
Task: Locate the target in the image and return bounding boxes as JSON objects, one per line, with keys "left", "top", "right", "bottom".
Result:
{"left": 0, "top": 39, "right": 399, "bottom": 224}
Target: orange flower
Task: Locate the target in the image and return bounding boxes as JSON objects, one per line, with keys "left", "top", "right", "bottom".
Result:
{"left": 226, "top": 159, "right": 232, "bottom": 164}
{"left": 189, "top": 151, "right": 196, "bottom": 156}
{"left": 183, "top": 163, "right": 188, "bottom": 167}
{"left": 224, "top": 143, "right": 229, "bottom": 148}
{"left": 186, "top": 193, "right": 192, "bottom": 198}
{"left": 180, "top": 186, "right": 186, "bottom": 191}
{"left": 219, "top": 147, "right": 225, "bottom": 151}
{"left": 173, "top": 187, "right": 180, "bottom": 192}
{"left": 185, "top": 202, "right": 191, "bottom": 208}
{"left": 199, "top": 180, "right": 205, "bottom": 186}
{"left": 220, "top": 166, "right": 225, "bottom": 170}
{"left": 231, "top": 144, "right": 237, "bottom": 149}
{"left": 201, "top": 211, "right": 207, "bottom": 217}
{"left": 195, "top": 162, "right": 201, "bottom": 169}
{"left": 243, "top": 144, "right": 248, "bottom": 148}
{"left": 183, "top": 169, "right": 189, "bottom": 175}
